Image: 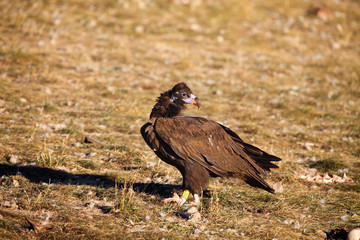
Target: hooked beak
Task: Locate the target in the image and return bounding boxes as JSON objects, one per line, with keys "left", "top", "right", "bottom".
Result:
{"left": 193, "top": 97, "right": 201, "bottom": 108}
{"left": 183, "top": 94, "right": 201, "bottom": 108}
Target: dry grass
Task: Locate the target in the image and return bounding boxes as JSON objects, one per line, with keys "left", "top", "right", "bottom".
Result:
{"left": 0, "top": 0, "right": 359, "bottom": 239}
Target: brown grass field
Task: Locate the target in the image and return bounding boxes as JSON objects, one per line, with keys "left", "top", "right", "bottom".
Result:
{"left": 0, "top": 0, "right": 359, "bottom": 239}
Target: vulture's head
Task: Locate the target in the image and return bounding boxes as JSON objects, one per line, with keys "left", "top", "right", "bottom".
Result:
{"left": 169, "top": 82, "right": 201, "bottom": 108}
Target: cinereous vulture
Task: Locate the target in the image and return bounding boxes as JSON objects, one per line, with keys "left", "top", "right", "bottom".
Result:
{"left": 141, "top": 82, "right": 281, "bottom": 205}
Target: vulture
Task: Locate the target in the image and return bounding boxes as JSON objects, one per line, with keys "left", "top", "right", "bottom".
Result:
{"left": 141, "top": 82, "right": 281, "bottom": 205}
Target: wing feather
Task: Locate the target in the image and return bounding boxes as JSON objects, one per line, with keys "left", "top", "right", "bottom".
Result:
{"left": 219, "top": 124, "right": 281, "bottom": 171}
{"left": 141, "top": 122, "right": 160, "bottom": 152}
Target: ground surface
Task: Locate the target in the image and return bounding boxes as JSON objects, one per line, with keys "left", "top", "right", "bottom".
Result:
{"left": 0, "top": 0, "right": 359, "bottom": 239}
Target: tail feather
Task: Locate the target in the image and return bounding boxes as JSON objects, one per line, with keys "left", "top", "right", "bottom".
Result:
{"left": 244, "top": 172, "right": 275, "bottom": 193}
{"left": 231, "top": 171, "right": 275, "bottom": 193}
{"left": 240, "top": 142, "right": 281, "bottom": 172}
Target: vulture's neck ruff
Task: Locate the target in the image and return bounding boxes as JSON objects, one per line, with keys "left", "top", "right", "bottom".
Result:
{"left": 150, "top": 90, "right": 186, "bottom": 119}
{"left": 149, "top": 82, "right": 200, "bottom": 119}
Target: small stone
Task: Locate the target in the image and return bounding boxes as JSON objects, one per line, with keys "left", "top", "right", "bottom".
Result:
{"left": 19, "top": 98, "right": 27, "bottom": 103}
{"left": 86, "top": 190, "right": 93, "bottom": 195}
{"left": 135, "top": 25, "right": 144, "bottom": 33}
{"left": 38, "top": 40, "right": 45, "bottom": 47}
{"left": 3, "top": 201, "right": 11, "bottom": 208}
{"left": 213, "top": 90, "right": 223, "bottom": 95}
{"left": 199, "top": 225, "right": 206, "bottom": 231}
{"left": 283, "top": 218, "right": 294, "bottom": 225}
{"left": 226, "top": 228, "right": 237, "bottom": 234}
{"left": 164, "top": 216, "right": 177, "bottom": 222}
{"left": 190, "top": 23, "right": 201, "bottom": 32}
{"left": 86, "top": 152, "right": 97, "bottom": 157}
{"left": 52, "top": 123, "right": 66, "bottom": 131}
{"left": 272, "top": 182, "right": 283, "bottom": 193}
{"left": 316, "top": 229, "right": 327, "bottom": 238}
{"left": 3, "top": 200, "right": 18, "bottom": 209}
{"left": 12, "top": 180, "right": 19, "bottom": 187}
{"left": 188, "top": 212, "right": 201, "bottom": 223}
{"left": 159, "top": 226, "right": 168, "bottom": 232}
{"left": 331, "top": 42, "right": 341, "bottom": 49}
{"left": 293, "top": 221, "right": 301, "bottom": 229}
{"left": 9, "top": 155, "right": 20, "bottom": 164}
{"left": 86, "top": 201, "right": 95, "bottom": 209}
{"left": 159, "top": 212, "right": 166, "bottom": 218}
{"left": 341, "top": 214, "right": 350, "bottom": 221}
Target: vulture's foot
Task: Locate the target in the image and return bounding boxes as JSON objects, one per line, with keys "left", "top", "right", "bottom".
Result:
{"left": 163, "top": 192, "right": 186, "bottom": 206}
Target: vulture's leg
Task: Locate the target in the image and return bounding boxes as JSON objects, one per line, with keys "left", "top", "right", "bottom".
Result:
{"left": 163, "top": 190, "right": 189, "bottom": 206}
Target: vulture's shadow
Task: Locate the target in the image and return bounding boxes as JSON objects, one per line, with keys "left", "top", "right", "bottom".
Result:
{"left": 0, "top": 164, "right": 180, "bottom": 198}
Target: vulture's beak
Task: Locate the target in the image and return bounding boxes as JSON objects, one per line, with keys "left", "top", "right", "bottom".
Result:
{"left": 193, "top": 97, "right": 201, "bottom": 108}
{"left": 183, "top": 94, "right": 201, "bottom": 108}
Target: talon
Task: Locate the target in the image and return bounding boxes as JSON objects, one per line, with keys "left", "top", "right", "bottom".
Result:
{"left": 163, "top": 193, "right": 186, "bottom": 206}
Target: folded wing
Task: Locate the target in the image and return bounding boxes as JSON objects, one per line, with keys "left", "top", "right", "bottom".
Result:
{"left": 154, "top": 116, "right": 278, "bottom": 193}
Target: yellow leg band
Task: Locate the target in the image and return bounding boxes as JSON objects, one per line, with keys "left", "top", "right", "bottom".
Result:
{"left": 181, "top": 190, "right": 190, "bottom": 200}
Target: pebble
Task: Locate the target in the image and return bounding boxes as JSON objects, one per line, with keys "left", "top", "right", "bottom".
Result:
{"left": 341, "top": 214, "right": 350, "bottom": 221}
{"left": 135, "top": 25, "right": 144, "bottom": 33}
{"left": 283, "top": 218, "right": 295, "bottom": 225}
{"left": 331, "top": 42, "right": 341, "bottom": 49}
{"left": 3, "top": 200, "right": 18, "bottom": 209}
{"left": 12, "top": 180, "right": 19, "bottom": 187}
{"left": 316, "top": 229, "right": 327, "bottom": 238}
{"left": 293, "top": 221, "right": 301, "bottom": 229}
{"left": 8, "top": 155, "right": 21, "bottom": 164}
{"left": 273, "top": 182, "right": 283, "bottom": 193}
{"left": 86, "top": 152, "right": 97, "bottom": 157}
{"left": 226, "top": 228, "right": 237, "bottom": 234}
{"left": 213, "top": 90, "right": 223, "bottom": 95}
{"left": 188, "top": 212, "right": 201, "bottom": 223}
{"left": 86, "top": 201, "right": 95, "bottom": 209}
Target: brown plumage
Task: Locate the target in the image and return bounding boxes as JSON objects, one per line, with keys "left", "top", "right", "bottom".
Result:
{"left": 141, "top": 82, "right": 281, "bottom": 204}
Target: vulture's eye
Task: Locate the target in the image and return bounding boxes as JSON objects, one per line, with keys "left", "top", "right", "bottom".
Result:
{"left": 181, "top": 92, "right": 188, "bottom": 98}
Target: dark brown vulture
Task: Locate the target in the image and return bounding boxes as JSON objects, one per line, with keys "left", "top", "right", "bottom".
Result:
{"left": 141, "top": 82, "right": 281, "bottom": 205}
